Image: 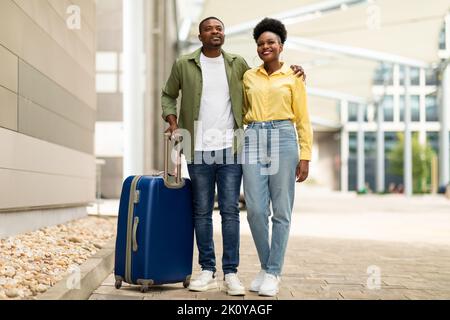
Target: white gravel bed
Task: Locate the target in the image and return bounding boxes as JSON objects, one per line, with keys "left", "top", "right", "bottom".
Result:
{"left": 0, "top": 216, "right": 117, "bottom": 300}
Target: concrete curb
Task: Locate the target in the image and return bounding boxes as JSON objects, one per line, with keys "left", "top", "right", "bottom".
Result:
{"left": 37, "top": 239, "right": 116, "bottom": 300}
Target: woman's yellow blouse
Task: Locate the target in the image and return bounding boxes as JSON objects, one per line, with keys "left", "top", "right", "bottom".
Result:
{"left": 243, "top": 63, "right": 313, "bottom": 161}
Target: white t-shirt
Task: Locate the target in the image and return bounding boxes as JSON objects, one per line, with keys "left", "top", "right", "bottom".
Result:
{"left": 194, "top": 53, "right": 235, "bottom": 151}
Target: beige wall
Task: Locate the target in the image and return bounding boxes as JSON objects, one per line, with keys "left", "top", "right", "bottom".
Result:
{"left": 145, "top": 0, "right": 180, "bottom": 172}
{"left": 96, "top": 0, "right": 179, "bottom": 198}
{"left": 0, "top": 0, "right": 96, "bottom": 212}
{"left": 95, "top": 0, "right": 123, "bottom": 199}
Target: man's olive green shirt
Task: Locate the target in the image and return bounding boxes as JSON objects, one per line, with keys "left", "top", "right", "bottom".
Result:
{"left": 161, "top": 48, "right": 250, "bottom": 163}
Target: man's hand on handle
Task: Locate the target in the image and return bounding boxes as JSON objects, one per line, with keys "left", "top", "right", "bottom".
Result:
{"left": 165, "top": 114, "right": 179, "bottom": 135}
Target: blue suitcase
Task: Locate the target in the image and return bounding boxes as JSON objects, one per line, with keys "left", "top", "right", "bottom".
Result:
{"left": 114, "top": 135, "right": 194, "bottom": 293}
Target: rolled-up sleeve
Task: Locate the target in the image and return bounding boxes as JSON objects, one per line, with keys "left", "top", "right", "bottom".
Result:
{"left": 161, "top": 60, "right": 181, "bottom": 121}
{"left": 292, "top": 78, "right": 313, "bottom": 161}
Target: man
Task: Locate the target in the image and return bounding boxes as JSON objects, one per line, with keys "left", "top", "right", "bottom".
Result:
{"left": 161, "top": 17, "right": 305, "bottom": 296}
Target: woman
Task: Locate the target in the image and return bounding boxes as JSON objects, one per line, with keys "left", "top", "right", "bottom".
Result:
{"left": 242, "top": 18, "right": 313, "bottom": 297}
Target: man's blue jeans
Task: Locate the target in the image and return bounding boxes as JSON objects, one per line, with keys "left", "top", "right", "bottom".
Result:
{"left": 187, "top": 148, "right": 242, "bottom": 275}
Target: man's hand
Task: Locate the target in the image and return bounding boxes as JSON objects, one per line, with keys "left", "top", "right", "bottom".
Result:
{"left": 290, "top": 65, "right": 306, "bottom": 82}
{"left": 165, "top": 114, "right": 179, "bottom": 134}
{"left": 296, "top": 160, "right": 309, "bottom": 183}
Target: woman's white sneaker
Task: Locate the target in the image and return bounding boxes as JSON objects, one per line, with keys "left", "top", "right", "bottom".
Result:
{"left": 224, "top": 273, "right": 246, "bottom": 296}
{"left": 249, "top": 270, "right": 266, "bottom": 292}
{"left": 188, "top": 270, "right": 217, "bottom": 292}
{"left": 258, "top": 273, "right": 280, "bottom": 297}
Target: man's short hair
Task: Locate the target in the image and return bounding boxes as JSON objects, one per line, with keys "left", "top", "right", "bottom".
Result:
{"left": 199, "top": 16, "right": 225, "bottom": 33}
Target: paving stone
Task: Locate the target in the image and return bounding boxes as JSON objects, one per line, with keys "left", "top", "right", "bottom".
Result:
{"left": 338, "top": 290, "right": 381, "bottom": 300}
{"left": 93, "top": 285, "right": 147, "bottom": 297}
{"left": 88, "top": 195, "right": 450, "bottom": 301}
{"left": 89, "top": 293, "right": 143, "bottom": 300}
{"left": 243, "top": 292, "right": 276, "bottom": 300}
{"left": 196, "top": 291, "right": 244, "bottom": 300}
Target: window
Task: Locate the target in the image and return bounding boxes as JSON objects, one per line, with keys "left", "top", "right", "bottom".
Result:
{"left": 96, "top": 74, "right": 118, "bottom": 93}
{"left": 426, "top": 95, "right": 438, "bottom": 121}
{"left": 399, "top": 66, "right": 420, "bottom": 86}
{"left": 348, "top": 102, "right": 358, "bottom": 122}
{"left": 96, "top": 52, "right": 118, "bottom": 72}
{"left": 349, "top": 132, "right": 357, "bottom": 155}
{"left": 381, "top": 96, "right": 394, "bottom": 122}
{"left": 96, "top": 51, "right": 120, "bottom": 93}
{"left": 364, "top": 133, "right": 377, "bottom": 191}
{"left": 439, "top": 25, "right": 446, "bottom": 50}
{"left": 384, "top": 132, "right": 398, "bottom": 153}
{"left": 426, "top": 68, "right": 438, "bottom": 86}
{"left": 365, "top": 133, "right": 376, "bottom": 157}
{"left": 365, "top": 104, "right": 377, "bottom": 122}
{"left": 373, "top": 63, "right": 394, "bottom": 85}
{"left": 399, "top": 95, "right": 420, "bottom": 122}
{"left": 426, "top": 132, "right": 439, "bottom": 154}
{"left": 348, "top": 133, "right": 357, "bottom": 191}
{"left": 384, "top": 131, "right": 405, "bottom": 191}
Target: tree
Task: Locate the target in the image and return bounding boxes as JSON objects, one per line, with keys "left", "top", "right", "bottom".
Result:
{"left": 387, "top": 133, "right": 437, "bottom": 193}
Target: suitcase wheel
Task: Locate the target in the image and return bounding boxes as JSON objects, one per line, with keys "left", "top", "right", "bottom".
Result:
{"left": 115, "top": 280, "right": 122, "bottom": 290}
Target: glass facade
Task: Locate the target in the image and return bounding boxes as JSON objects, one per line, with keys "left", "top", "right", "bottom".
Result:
{"left": 399, "top": 66, "right": 420, "bottom": 86}
{"left": 96, "top": 51, "right": 120, "bottom": 93}
{"left": 364, "top": 133, "right": 377, "bottom": 192}
{"left": 426, "top": 94, "right": 439, "bottom": 121}
{"left": 439, "top": 25, "right": 446, "bottom": 50}
{"left": 426, "top": 68, "right": 438, "bottom": 85}
{"left": 348, "top": 133, "right": 357, "bottom": 191}
{"left": 343, "top": 17, "right": 447, "bottom": 193}
{"left": 381, "top": 96, "right": 394, "bottom": 122}
{"left": 348, "top": 58, "right": 440, "bottom": 125}
{"left": 384, "top": 132, "right": 404, "bottom": 191}
{"left": 347, "top": 102, "right": 358, "bottom": 122}
{"left": 348, "top": 132, "right": 407, "bottom": 192}
{"left": 426, "top": 132, "right": 439, "bottom": 155}
{"left": 399, "top": 95, "right": 420, "bottom": 122}
{"left": 373, "top": 63, "right": 394, "bottom": 85}
{"left": 348, "top": 54, "right": 442, "bottom": 191}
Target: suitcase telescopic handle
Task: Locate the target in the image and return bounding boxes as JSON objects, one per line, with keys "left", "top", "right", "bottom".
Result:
{"left": 163, "top": 132, "right": 185, "bottom": 189}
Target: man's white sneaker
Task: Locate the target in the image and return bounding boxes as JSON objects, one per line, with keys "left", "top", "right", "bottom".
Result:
{"left": 224, "top": 273, "right": 246, "bottom": 296}
{"left": 258, "top": 273, "right": 280, "bottom": 297}
{"left": 188, "top": 270, "right": 217, "bottom": 292}
{"left": 249, "top": 270, "right": 266, "bottom": 292}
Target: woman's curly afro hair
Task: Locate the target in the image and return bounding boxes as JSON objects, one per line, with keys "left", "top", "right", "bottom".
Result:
{"left": 253, "top": 18, "right": 287, "bottom": 44}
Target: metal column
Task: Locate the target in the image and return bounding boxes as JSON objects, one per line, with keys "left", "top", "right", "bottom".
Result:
{"left": 440, "top": 63, "right": 450, "bottom": 188}
{"left": 340, "top": 100, "right": 349, "bottom": 192}
{"left": 123, "top": 0, "right": 145, "bottom": 178}
{"left": 357, "top": 104, "right": 365, "bottom": 192}
{"left": 403, "top": 66, "right": 413, "bottom": 196}
{"left": 376, "top": 102, "right": 385, "bottom": 193}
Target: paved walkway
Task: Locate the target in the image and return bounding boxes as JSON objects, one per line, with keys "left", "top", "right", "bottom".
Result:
{"left": 89, "top": 186, "right": 450, "bottom": 300}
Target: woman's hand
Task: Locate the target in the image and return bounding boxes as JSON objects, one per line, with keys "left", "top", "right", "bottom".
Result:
{"left": 296, "top": 160, "right": 309, "bottom": 183}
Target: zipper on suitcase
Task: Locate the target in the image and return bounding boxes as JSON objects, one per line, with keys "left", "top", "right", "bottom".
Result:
{"left": 125, "top": 175, "right": 142, "bottom": 284}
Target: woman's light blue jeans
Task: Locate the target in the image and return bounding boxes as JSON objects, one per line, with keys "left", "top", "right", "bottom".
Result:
{"left": 242, "top": 120, "right": 299, "bottom": 276}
